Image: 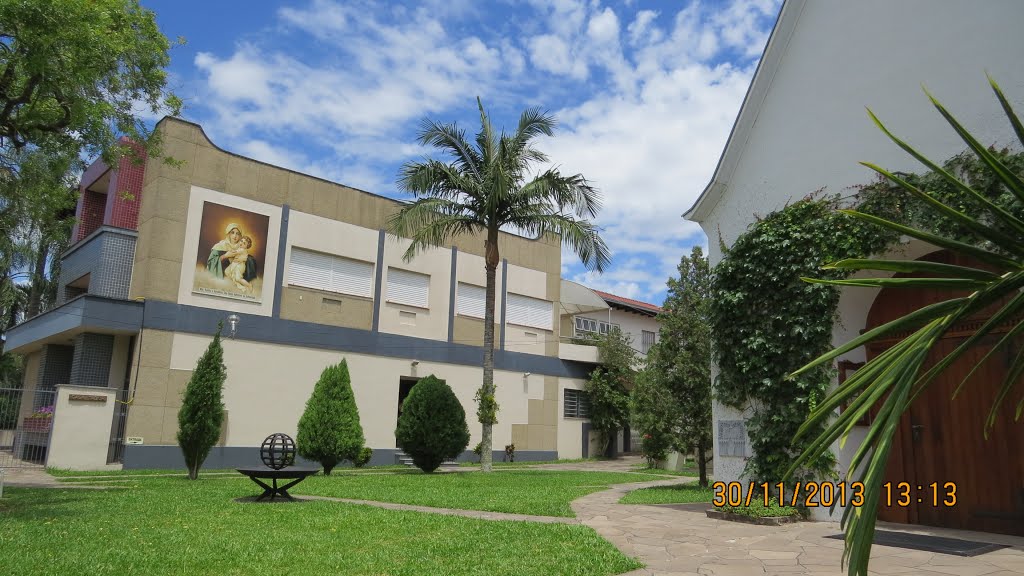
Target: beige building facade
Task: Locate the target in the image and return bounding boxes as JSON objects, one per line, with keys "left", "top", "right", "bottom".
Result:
{"left": 5, "top": 118, "right": 627, "bottom": 469}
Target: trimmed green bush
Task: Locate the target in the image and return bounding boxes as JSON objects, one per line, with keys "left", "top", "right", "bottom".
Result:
{"left": 395, "top": 375, "right": 470, "bottom": 473}
{"left": 296, "top": 359, "right": 364, "bottom": 475}
{"left": 177, "top": 327, "right": 226, "bottom": 480}
{"left": 354, "top": 446, "right": 373, "bottom": 468}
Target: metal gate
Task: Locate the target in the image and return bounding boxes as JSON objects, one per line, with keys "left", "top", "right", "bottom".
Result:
{"left": 0, "top": 387, "right": 56, "bottom": 469}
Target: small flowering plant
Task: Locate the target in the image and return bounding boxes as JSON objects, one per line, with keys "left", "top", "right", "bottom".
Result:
{"left": 28, "top": 406, "right": 54, "bottom": 420}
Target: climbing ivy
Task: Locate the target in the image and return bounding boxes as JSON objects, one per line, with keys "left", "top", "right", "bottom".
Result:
{"left": 710, "top": 195, "right": 894, "bottom": 486}
{"left": 856, "top": 148, "right": 1024, "bottom": 248}
{"left": 710, "top": 148, "right": 1024, "bottom": 488}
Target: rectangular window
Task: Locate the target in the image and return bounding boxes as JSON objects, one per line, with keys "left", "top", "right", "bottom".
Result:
{"left": 506, "top": 293, "right": 553, "bottom": 330}
{"left": 574, "top": 316, "right": 618, "bottom": 338}
{"left": 563, "top": 389, "right": 591, "bottom": 419}
{"left": 289, "top": 248, "right": 374, "bottom": 298}
{"left": 641, "top": 330, "right": 656, "bottom": 354}
{"left": 387, "top": 268, "right": 430, "bottom": 308}
{"left": 456, "top": 282, "right": 486, "bottom": 319}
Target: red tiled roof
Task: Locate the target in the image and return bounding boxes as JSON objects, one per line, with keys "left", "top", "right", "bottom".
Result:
{"left": 592, "top": 290, "right": 663, "bottom": 315}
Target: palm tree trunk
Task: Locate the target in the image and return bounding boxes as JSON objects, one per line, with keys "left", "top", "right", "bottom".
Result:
{"left": 697, "top": 438, "right": 709, "bottom": 488}
{"left": 480, "top": 227, "right": 500, "bottom": 472}
{"left": 26, "top": 242, "right": 49, "bottom": 318}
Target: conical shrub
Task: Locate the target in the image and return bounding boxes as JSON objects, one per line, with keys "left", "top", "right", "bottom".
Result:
{"left": 395, "top": 375, "right": 470, "bottom": 473}
{"left": 177, "top": 327, "right": 226, "bottom": 480}
{"left": 296, "top": 358, "right": 364, "bottom": 475}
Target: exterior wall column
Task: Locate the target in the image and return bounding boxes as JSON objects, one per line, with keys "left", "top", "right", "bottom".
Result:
{"left": 70, "top": 333, "right": 115, "bottom": 388}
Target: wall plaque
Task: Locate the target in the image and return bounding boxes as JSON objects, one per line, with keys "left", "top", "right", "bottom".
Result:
{"left": 68, "top": 394, "right": 107, "bottom": 403}
{"left": 718, "top": 420, "right": 747, "bottom": 457}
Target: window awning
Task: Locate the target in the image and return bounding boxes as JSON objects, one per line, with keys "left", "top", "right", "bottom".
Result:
{"left": 559, "top": 279, "right": 609, "bottom": 316}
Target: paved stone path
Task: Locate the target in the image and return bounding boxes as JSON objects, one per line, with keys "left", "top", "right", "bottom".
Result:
{"left": 301, "top": 495, "right": 578, "bottom": 524}
{"left": 574, "top": 476, "right": 1024, "bottom": 576}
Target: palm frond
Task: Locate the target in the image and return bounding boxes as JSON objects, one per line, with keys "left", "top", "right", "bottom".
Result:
{"left": 866, "top": 109, "right": 1024, "bottom": 236}
{"left": 988, "top": 73, "right": 1024, "bottom": 147}
{"left": 512, "top": 213, "right": 610, "bottom": 272}
{"left": 839, "top": 210, "right": 1017, "bottom": 269}
{"left": 415, "top": 118, "right": 483, "bottom": 183}
{"left": 924, "top": 88, "right": 1024, "bottom": 204}
{"left": 861, "top": 162, "right": 1024, "bottom": 252}
{"left": 789, "top": 80, "right": 1024, "bottom": 576}
{"left": 398, "top": 159, "right": 481, "bottom": 202}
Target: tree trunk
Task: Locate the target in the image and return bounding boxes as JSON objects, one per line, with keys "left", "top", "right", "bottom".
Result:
{"left": 697, "top": 437, "right": 709, "bottom": 488}
{"left": 26, "top": 242, "right": 49, "bottom": 318}
{"left": 479, "top": 227, "right": 500, "bottom": 472}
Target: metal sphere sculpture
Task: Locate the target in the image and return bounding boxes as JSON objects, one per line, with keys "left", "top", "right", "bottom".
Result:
{"left": 260, "top": 433, "right": 296, "bottom": 470}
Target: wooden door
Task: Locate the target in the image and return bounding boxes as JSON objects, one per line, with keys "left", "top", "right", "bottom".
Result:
{"left": 864, "top": 250, "right": 1024, "bottom": 535}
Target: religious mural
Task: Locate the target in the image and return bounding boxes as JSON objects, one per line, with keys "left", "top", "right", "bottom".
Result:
{"left": 191, "top": 201, "right": 270, "bottom": 303}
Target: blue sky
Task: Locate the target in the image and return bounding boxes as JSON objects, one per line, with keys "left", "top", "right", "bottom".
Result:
{"left": 142, "top": 0, "right": 780, "bottom": 305}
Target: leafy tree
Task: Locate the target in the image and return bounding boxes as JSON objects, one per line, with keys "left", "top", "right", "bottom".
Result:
{"left": 395, "top": 375, "right": 470, "bottom": 473}
{"left": 389, "top": 98, "right": 609, "bottom": 472}
{"left": 658, "top": 246, "right": 713, "bottom": 486}
{"left": 177, "top": 325, "right": 226, "bottom": 480}
{"left": 0, "top": 0, "right": 182, "bottom": 165}
{"left": 296, "top": 358, "right": 365, "bottom": 475}
{"left": 630, "top": 364, "right": 679, "bottom": 467}
{"left": 0, "top": 149, "right": 78, "bottom": 317}
{"left": 585, "top": 327, "right": 636, "bottom": 456}
{"left": 789, "top": 78, "right": 1024, "bottom": 576}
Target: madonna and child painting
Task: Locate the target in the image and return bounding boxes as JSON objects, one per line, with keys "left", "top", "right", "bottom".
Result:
{"left": 191, "top": 202, "right": 270, "bottom": 303}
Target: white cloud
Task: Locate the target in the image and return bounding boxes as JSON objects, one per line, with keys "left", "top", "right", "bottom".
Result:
{"left": 528, "top": 34, "right": 585, "bottom": 78}
{"left": 587, "top": 8, "right": 620, "bottom": 44}
{"left": 185, "top": 0, "right": 780, "bottom": 303}
{"left": 627, "top": 10, "right": 658, "bottom": 46}
{"left": 236, "top": 140, "right": 309, "bottom": 170}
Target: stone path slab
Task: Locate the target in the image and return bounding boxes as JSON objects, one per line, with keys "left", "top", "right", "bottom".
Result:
{"left": 574, "top": 477, "right": 1024, "bottom": 576}
{"left": 300, "top": 494, "right": 579, "bottom": 524}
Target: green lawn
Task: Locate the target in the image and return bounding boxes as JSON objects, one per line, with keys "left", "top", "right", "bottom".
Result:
{"left": 618, "top": 481, "right": 713, "bottom": 505}
{"left": 0, "top": 478, "right": 642, "bottom": 576}
{"left": 299, "top": 469, "right": 661, "bottom": 517}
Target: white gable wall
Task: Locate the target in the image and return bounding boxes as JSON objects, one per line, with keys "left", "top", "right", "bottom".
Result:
{"left": 695, "top": 0, "right": 1024, "bottom": 512}
{"left": 703, "top": 0, "right": 1024, "bottom": 266}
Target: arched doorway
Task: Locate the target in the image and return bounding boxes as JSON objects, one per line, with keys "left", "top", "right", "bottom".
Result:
{"left": 864, "top": 249, "right": 1024, "bottom": 535}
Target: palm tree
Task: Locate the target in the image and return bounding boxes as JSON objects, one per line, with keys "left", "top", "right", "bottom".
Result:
{"left": 389, "top": 98, "right": 610, "bottom": 472}
{"left": 788, "top": 77, "right": 1024, "bottom": 576}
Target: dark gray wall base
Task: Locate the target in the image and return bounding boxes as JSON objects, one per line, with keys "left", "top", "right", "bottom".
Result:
{"left": 144, "top": 300, "right": 593, "bottom": 379}
{"left": 123, "top": 445, "right": 558, "bottom": 470}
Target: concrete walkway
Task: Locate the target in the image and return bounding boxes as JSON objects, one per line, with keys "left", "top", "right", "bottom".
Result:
{"left": 301, "top": 495, "right": 578, "bottom": 524}
{"left": 574, "top": 476, "right": 1024, "bottom": 576}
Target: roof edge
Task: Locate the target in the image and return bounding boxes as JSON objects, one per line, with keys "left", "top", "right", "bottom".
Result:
{"left": 152, "top": 116, "right": 556, "bottom": 246}
{"left": 683, "top": 0, "right": 807, "bottom": 223}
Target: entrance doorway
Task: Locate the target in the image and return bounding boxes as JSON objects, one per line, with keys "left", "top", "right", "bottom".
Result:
{"left": 396, "top": 377, "right": 418, "bottom": 448}
{"left": 865, "top": 250, "right": 1024, "bottom": 536}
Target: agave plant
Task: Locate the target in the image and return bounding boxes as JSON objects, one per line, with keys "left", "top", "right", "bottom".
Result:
{"left": 786, "top": 76, "right": 1024, "bottom": 576}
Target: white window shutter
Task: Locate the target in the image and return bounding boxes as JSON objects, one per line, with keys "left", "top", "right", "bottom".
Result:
{"left": 387, "top": 268, "right": 430, "bottom": 308}
{"left": 331, "top": 257, "right": 373, "bottom": 298}
{"left": 457, "top": 283, "right": 486, "bottom": 318}
{"left": 506, "top": 293, "right": 552, "bottom": 330}
{"left": 289, "top": 248, "right": 373, "bottom": 298}
{"left": 288, "top": 248, "right": 333, "bottom": 291}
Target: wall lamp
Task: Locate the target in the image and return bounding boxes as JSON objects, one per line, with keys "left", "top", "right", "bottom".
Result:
{"left": 226, "top": 313, "right": 240, "bottom": 339}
